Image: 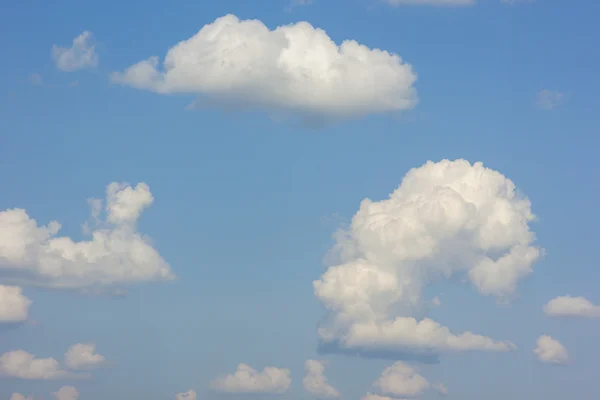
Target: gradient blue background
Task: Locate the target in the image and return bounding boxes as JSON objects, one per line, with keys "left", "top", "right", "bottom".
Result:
{"left": 1, "top": 0, "right": 599, "bottom": 399}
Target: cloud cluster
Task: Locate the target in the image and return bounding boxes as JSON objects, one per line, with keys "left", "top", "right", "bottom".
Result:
{"left": 0, "top": 285, "right": 31, "bottom": 323}
{"left": 544, "top": 296, "right": 600, "bottom": 319}
{"left": 52, "top": 31, "right": 98, "bottom": 72}
{"left": 0, "top": 350, "right": 76, "bottom": 380}
{"left": 533, "top": 335, "right": 569, "bottom": 365}
{"left": 210, "top": 363, "right": 291, "bottom": 394}
{"left": 0, "top": 182, "right": 174, "bottom": 289}
{"left": 303, "top": 360, "right": 340, "bottom": 398}
{"left": 0, "top": 343, "right": 105, "bottom": 380}
{"left": 111, "top": 14, "right": 417, "bottom": 122}
{"left": 314, "top": 159, "right": 540, "bottom": 357}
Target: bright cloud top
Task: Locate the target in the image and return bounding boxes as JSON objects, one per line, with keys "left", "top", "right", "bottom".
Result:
{"left": 544, "top": 295, "right": 600, "bottom": 319}
{"left": 176, "top": 390, "right": 197, "bottom": 400}
{"left": 303, "top": 360, "right": 341, "bottom": 398}
{"left": 0, "top": 350, "right": 82, "bottom": 380}
{"left": 0, "top": 285, "right": 31, "bottom": 323}
{"left": 314, "top": 159, "right": 541, "bottom": 356}
{"left": 52, "top": 386, "right": 79, "bottom": 400}
{"left": 64, "top": 343, "right": 105, "bottom": 370}
{"left": 372, "top": 361, "right": 444, "bottom": 398}
{"left": 210, "top": 363, "right": 291, "bottom": 394}
{"left": 0, "top": 182, "right": 174, "bottom": 289}
{"left": 534, "top": 335, "right": 569, "bottom": 365}
{"left": 111, "top": 14, "right": 417, "bottom": 122}
{"left": 52, "top": 31, "right": 98, "bottom": 72}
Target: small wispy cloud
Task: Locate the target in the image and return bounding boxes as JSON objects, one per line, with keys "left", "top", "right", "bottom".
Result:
{"left": 29, "top": 73, "right": 42, "bottom": 85}
{"left": 52, "top": 31, "right": 98, "bottom": 72}
{"left": 535, "top": 89, "right": 565, "bottom": 110}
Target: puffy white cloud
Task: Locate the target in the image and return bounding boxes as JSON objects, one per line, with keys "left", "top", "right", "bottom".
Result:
{"left": 386, "top": 0, "right": 474, "bottom": 5}
{"left": 10, "top": 394, "right": 33, "bottom": 400}
{"left": 111, "top": 14, "right": 417, "bottom": 122}
{"left": 303, "top": 360, "right": 340, "bottom": 398}
{"left": 210, "top": 363, "right": 291, "bottom": 394}
{"left": 52, "top": 386, "right": 79, "bottom": 400}
{"left": 0, "top": 182, "right": 174, "bottom": 289}
{"left": 314, "top": 159, "right": 540, "bottom": 356}
{"left": 64, "top": 343, "right": 105, "bottom": 370}
{"left": 0, "top": 350, "right": 81, "bottom": 380}
{"left": 176, "top": 390, "right": 196, "bottom": 400}
{"left": 534, "top": 335, "right": 569, "bottom": 365}
{"left": 535, "top": 89, "right": 565, "bottom": 110}
{"left": 372, "top": 362, "right": 434, "bottom": 398}
{"left": 52, "top": 31, "right": 98, "bottom": 72}
{"left": 543, "top": 295, "right": 600, "bottom": 319}
{"left": 0, "top": 285, "right": 31, "bottom": 323}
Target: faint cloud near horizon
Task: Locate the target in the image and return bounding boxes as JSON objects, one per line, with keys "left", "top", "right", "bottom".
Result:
{"left": 535, "top": 89, "right": 566, "bottom": 110}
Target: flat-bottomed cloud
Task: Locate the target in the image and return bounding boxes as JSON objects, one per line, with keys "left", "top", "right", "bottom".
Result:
{"left": 0, "top": 350, "right": 83, "bottom": 380}
{"left": 544, "top": 295, "right": 600, "bottom": 318}
{"left": 534, "top": 335, "right": 569, "bottom": 365}
{"left": 111, "top": 14, "right": 417, "bottom": 123}
{"left": 64, "top": 343, "right": 105, "bottom": 370}
{"left": 0, "top": 182, "right": 174, "bottom": 289}
{"left": 314, "top": 159, "right": 541, "bottom": 358}
{"left": 210, "top": 363, "right": 291, "bottom": 394}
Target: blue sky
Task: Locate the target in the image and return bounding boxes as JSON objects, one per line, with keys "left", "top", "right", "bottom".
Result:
{"left": 1, "top": 0, "right": 600, "bottom": 399}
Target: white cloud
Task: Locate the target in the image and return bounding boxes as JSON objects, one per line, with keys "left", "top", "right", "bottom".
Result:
{"left": 0, "top": 285, "right": 31, "bottom": 323}
{"left": 111, "top": 14, "right": 417, "bottom": 123}
{"left": 386, "top": 0, "right": 474, "bottom": 5}
{"left": 534, "top": 335, "right": 569, "bottom": 365}
{"left": 535, "top": 89, "right": 565, "bottom": 110}
{"left": 0, "top": 182, "right": 175, "bottom": 289}
{"left": 543, "top": 295, "right": 600, "bottom": 319}
{"left": 64, "top": 343, "right": 105, "bottom": 370}
{"left": 52, "top": 31, "right": 98, "bottom": 72}
{"left": 10, "top": 394, "right": 33, "bottom": 400}
{"left": 372, "top": 362, "right": 431, "bottom": 397}
{"left": 0, "top": 350, "right": 82, "bottom": 380}
{"left": 210, "top": 363, "right": 291, "bottom": 394}
{"left": 303, "top": 360, "right": 340, "bottom": 398}
{"left": 314, "top": 159, "right": 540, "bottom": 356}
{"left": 361, "top": 394, "right": 403, "bottom": 400}
{"left": 176, "top": 390, "right": 197, "bottom": 400}
{"left": 52, "top": 386, "right": 79, "bottom": 400}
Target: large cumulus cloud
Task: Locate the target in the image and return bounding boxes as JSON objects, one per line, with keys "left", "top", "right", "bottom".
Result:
{"left": 111, "top": 14, "right": 417, "bottom": 123}
{"left": 314, "top": 159, "right": 542, "bottom": 357}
